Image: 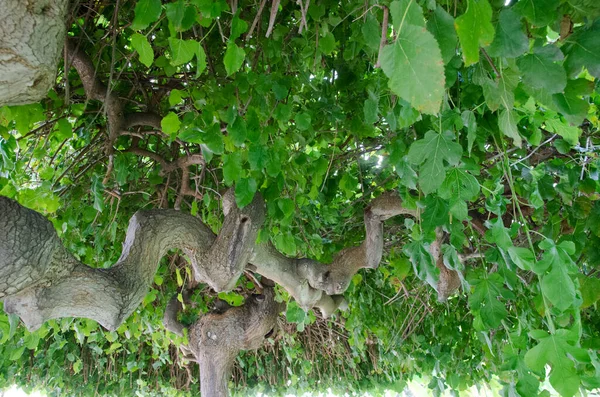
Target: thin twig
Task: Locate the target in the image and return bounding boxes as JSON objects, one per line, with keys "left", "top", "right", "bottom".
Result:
{"left": 374, "top": 6, "right": 389, "bottom": 68}
{"left": 266, "top": 0, "right": 280, "bottom": 38}
{"left": 247, "top": 0, "right": 268, "bottom": 39}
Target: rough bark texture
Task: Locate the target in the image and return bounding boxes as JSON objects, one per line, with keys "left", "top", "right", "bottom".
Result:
{"left": 0, "top": 0, "right": 68, "bottom": 106}
{"left": 0, "top": 194, "right": 263, "bottom": 331}
{"left": 430, "top": 228, "right": 461, "bottom": 301}
{"left": 188, "top": 288, "right": 282, "bottom": 397}
{"left": 0, "top": 189, "right": 464, "bottom": 333}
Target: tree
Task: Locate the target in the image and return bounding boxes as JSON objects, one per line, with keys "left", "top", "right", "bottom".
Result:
{"left": 0, "top": 0, "right": 599, "bottom": 396}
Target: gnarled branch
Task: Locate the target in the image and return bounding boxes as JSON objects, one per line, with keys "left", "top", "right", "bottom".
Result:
{"left": 0, "top": 192, "right": 263, "bottom": 331}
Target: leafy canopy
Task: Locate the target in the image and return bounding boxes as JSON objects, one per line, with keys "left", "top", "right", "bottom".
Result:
{"left": 0, "top": 0, "right": 599, "bottom": 396}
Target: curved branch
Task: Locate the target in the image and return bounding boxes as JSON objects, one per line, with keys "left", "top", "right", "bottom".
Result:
{"left": 163, "top": 294, "right": 186, "bottom": 337}
{"left": 66, "top": 39, "right": 165, "bottom": 148}
{"left": 1, "top": 189, "right": 423, "bottom": 332}
{"left": 66, "top": 39, "right": 123, "bottom": 145}
{"left": 249, "top": 191, "right": 417, "bottom": 313}
{"left": 0, "top": 192, "right": 263, "bottom": 331}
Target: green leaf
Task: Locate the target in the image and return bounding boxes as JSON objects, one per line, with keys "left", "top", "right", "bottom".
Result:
{"left": 227, "top": 117, "right": 247, "bottom": 146}
{"left": 455, "top": 0, "right": 495, "bottom": 66}
{"left": 468, "top": 272, "right": 508, "bottom": 330}
{"left": 195, "top": 45, "right": 207, "bottom": 77}
{"left": 517, "top": 46, "right": 567, "bottom": 94}
{"left": 131, "top": 33, "right": 154, "bottom": 68}
{"left": 380, "top": 24, "right": 444, "bottom": 115}
{"left": 362, "top": 14, "right": 381, "bottom": 50}
{"left": 515, "top": 0, "right": 559, "bottom": 27}
{"left": 230, "top": 16, "right": 248, "bottom": 41}
{"left": 161, "top": 112, "right": 181, "bottom": 136}
{"left": 175, "top": 268, "right": 183, "bottom": 287}
{"left": 407, "top": 131, "right": 463, "bottom": 194}
{"left": 508, "top": 247, "right": 535, "bottom": 271}
{"left": 390, "top": 0, "right": 425, "bottom": 30}
{"left": 10, "top": 346, "right": 25, "bottom": 361}
{"left": 248, "top": 144, "right": 267, "bottom": 171}
{"left": 482, "top": 68, "right": 519, "bottom": 111}
{"left": 235, "top": 178, "right": 257, "bottom": 208}
{"left": 426, "top": 6, "right": 458, "bottom": 65}
{"left": 223, "top": 42, "right": 245, "bottom": 75}
{"left": 318, "top": 32, "right": 336, "bottom": 55}
{"left": 525, "top": 330, "right": 588, "bottom": 397}
{"left": 168, "top": 38, "right": 199, "bottom": 66}
{"left": 498, "top": 109, "right": 522, "bottom": 147}
{"left": 54, "top": 118, "right": 72, "bottom": 140}
{"left": 544, "top": 118, "right": 580, "bottom": 145}
{"left": 552, "top": 79, "right": 591, "bottom": 126}
{"left": 461, "top": 110, "right": 477, "bottom": 154}
{"left": 421, "top": 196, "right": 449, "bottom": 228}
{"left": 579, "top": 275, "right": 600, "bottom": 308}
{"left": 404, "top": 241, "right": 438, "bottom": 288}
{"left": 132, "top": 0, "right": 162, "bottom": 30}
{"left": 563, "top": 21, "right": 600, "bottom": 79}
{"left": 286, "top": 301, "right": 307, "bottom": 324}
{"left": 203, "top": 124, "right": 224, "bottom": 154}
{"left": 485, "top": 218, "right": 511, "bottom": 250}
{"left": 487, "top": 9, "right": 528, "bottom": 59}
{"left": 223, "top": 152, "right": 243, "bottom": 185}
{"left": 277, "top": 198, "right": 295, "bottom": 219}
{"left": 165, "top": 0, "right": 185, "bottom": 31}
{"left": 438, "top": 168, "right": 480, "bottom": 201}
{"left": 363, "top": 97, "right": 379, "bottom": 124}
{"left": 169, "top": 89, "right": 184, "bottom": 106}
{"left": 541, "top": 262, "right": 576, "bottom": 312}
{"left": 294, "top": 113, "right": 311, "bottom": 131}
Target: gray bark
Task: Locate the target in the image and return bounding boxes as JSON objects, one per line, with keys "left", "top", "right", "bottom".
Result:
{"left": 188, "top": 288, "right": 282, "bottom": 397}
{"left": 0, "top": 194, "right": 262, "bottom": 331}
{"left": 0, "top": 0, "right": 68, "bottom": 106}
{"left": 0, "top": 190, "right": 426, "bottom": 331}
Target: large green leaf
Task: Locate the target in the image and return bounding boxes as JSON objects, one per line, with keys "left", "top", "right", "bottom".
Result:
{"left": 468, "top": 272, "right": 509, "bottom": 330}
{"left": 487, "top": 9, "right": 528, "bottom": 59}
{"left": 517, "top": 45, "right": 567, "bottom": 94}
{"left": 438, "top": 168, "right": 480, "bottom": 201}
{"left": 563, "top": 21, "right": 600, "bottom": 79}
{"left": 389, "top": 0, "right": 425, "bottom": 30}
{"left": 525, "top": 329, "right": 589, "bottom": 397}
{"left": 224, "top": 42, "right": 245, "bottom": 75}
{"left": 168, "top": 38, "right": 199, "bottom": 66}
{"left": 131, "top": 0, "right": 162, "bottom": 30}
{"left": 498, "top": 109, "right": 522, "bottom": 147}
{"left": 380, "top": 25, "right": 445, "bottom": 115}
{"left": 515, "top": 0, "right": 560, "bottom": 27}
{"left": 455, "top": 0, "right": 495, "bottom": 66}
{"left": 426, "top": 6, "right": 458, "bottom": 65}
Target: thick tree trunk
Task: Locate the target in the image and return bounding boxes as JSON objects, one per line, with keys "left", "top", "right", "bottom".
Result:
{"left": 0, "top": 0, "right": 68, "bottom": 106}
{"left": 188, "top": 288, "right": 282, "bottom": 397}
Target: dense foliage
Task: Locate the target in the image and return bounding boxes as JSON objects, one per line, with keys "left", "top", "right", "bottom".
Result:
{"left": 0, "top": 0, "right": 599, "bottom": 395}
